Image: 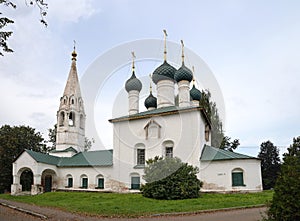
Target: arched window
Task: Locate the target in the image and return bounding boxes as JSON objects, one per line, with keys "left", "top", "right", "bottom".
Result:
{"left": 80, "top": 114, "right": 84, "bottom": 129}
{"left": 130, "top": 173, "right": 140, "bottom": 190}
{"left": 163, "top": 140, "right": 174, "bottom": 158}
{"left": 59, "top": 111, "right": 65, "bottom": 126}
{"left": 66, "top": 174, "right": 73, "bottom": 188}
{"left": 135, "top": 143, "right": 145, "bottom": 166}
{"left": 69, "top": 112, "right": 75, "bottom": 126}
{"left": 232, "top": 168, "right": 245, "bottom": 187}
{"left": 80, "top": 175, "right": 88, "bottom": 189}
{"left": 96, "top": 175, "right": 104, "bottom": 189}
{"left": 205, "top": 124, "right": 210, "bottom": 142}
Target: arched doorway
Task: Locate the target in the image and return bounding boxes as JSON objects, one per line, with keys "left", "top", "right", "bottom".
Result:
{"left": 41, "top": 169, "right": 57, "bottom": 193}
{"left": 20, "top": 169, "right": 33, "bottom": 191}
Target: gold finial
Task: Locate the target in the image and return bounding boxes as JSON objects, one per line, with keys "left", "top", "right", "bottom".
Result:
{"left": 181, "top": 39, "right": 185, "bottom": 64}
{"left": 163, "top": 29, "right": 168, "bottom": 61}
{"left": 131, "top": 51, "right": 136, "bottom": 72}
{"left": 72, "top": 40, "right": 77, "bottom": 61}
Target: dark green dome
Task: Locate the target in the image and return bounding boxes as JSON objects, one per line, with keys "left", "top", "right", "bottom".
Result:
{"left": 152, "top": 61, "right": 176, "bottom": 84}
{"left": 174, "top": 64, "right": 193, "bottom": 82}
{"left": 190, "top": 85, "right": 201, "bottom": 101}
{"left": 144, "top": 92, "right": 157, "bottom": 109}
{"left": 125, "top": 72, "right": 142, "bottom": 92}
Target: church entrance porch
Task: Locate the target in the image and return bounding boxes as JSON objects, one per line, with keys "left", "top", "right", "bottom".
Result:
{"left": 20, "top": 169, "right": 33, "bottom": 191}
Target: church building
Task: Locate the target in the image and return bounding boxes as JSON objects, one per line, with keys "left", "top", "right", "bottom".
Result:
{"left": 11, "top": 35, "right": 262, "bottom": 195}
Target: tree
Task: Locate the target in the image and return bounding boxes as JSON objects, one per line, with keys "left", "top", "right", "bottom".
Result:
{"left": 264, "top": 136, "right": 300, "bottom": 221}
{"left": 200, "top": 89, "right": 224, "bottom": 147}
{"left": 141, "top": 157, "right": 202, "bottom": 200}
{"left": 220, "top": 136, "right": 240, "bottom": 152}
{"left": 0, "top": 125, "right": 46, "bottom": 193}
{"left": 0, "top": 0, "right": 48, "bottom": 56}
{"left": 257, "top": 141, "right": 281, "bottom": 190}
{"left": 47, "top": 123, "right": 56, "bottom": 152}
{"left": 84, "top": 137, "right": 95, "bottom": 152}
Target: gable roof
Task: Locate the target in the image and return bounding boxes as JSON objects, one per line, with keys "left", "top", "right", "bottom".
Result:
{"left": 24, "top": 149, "right": 113, "bottom": 167}
{"left": 109, "top": 106, "right": 211, "bottom": 126}
{"left": 200, "top": 145, "right": 258, "bottom": 161}
{"left": 58, "top": 150, "right": 113, "bottom": 167}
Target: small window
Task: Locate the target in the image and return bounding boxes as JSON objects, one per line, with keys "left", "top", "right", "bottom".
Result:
{"left": 165, "top": 147, "right": 173, "bottom": 158}
{"left": 97, "top": 178, "right": 104, "bottom": 189}
{"left": 205, "top": 124, "right": 210, "bottom": 142}
{"left": 232, "top": 169, "right": 245, "bottom": 186}
{"left": 137, "top": 149, "right": 145, "bottom": 165}
{"left": 82, "top": 177, "right": 88, "bottom": 189}
{"left": 131, "top": 176, "right": 140, "bottom": 190}
{"left": 80, "top": 114, "right": 84, "bottom": 129}
{"left": 67, "top": 177, "right": 73, "bottom": 188}
{"left": 71, "top": 99, "right": 74, "bottom": 104}
{"left": 59, "top": 112, "right": 65, "bottom": 126}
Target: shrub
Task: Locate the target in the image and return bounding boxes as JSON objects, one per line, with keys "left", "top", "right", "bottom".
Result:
{"left": 141, "top": 157, "right": 202, "bottom": 200}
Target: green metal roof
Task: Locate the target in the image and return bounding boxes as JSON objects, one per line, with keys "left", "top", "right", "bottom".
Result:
{"left": 200, "top": 145, "right": 257, "bottom": 161}
{"left": 25, "top": 149, "right": 113, "bottom": 167}
{"left": 58, "top": 150, "right": 113, "bottom": 167}
{"left": 109, "top": 106, "right": 211, "bottom": 126}
{"left": 25, "top": 149, "right": 61, "bottom": 165}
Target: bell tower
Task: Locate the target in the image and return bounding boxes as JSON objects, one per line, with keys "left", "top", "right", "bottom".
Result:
{"left": 55, "top": 46, "right": 85, "bottom": 152}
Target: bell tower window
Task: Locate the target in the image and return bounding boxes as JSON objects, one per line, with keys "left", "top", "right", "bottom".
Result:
{"left": 69, "top": 112, "right": 75, "bottom": 126}
{"left": 59, "top": 112, "right": 65, "bottom": 126}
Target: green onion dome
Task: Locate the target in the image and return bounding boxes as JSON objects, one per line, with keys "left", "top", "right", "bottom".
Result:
{"left": 144, "top": 92, "right": 157, "bottom": 109}
{"left": 152, "top": 61, "right": 176, "bottom": 84}
{"left": 190, "top": 85, "right": 201, "bottom": 101}
{"left": 174, "top": 64, "right": 193, "bottom": 82}
{"left": 125, "top": 71, "right": 142, "bottom": 92}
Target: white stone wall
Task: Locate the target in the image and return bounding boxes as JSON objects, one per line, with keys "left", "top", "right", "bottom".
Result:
{"left": 199, "top": 159, "right": 262, "bottom": 192}
{"left": 112, "top": 109, "right": 209, "bottom": 187}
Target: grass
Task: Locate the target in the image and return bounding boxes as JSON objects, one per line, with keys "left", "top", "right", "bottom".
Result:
{"left": 0, "top": 191, "right": 273, "bottom": 218}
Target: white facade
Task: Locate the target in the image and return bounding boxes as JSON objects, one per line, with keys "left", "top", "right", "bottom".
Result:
{"left": 11, "top": 45, "right": 262, "bottom": 195}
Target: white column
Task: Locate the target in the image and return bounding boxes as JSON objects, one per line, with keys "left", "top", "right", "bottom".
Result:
{"left": 178, "top": 80, "right": 191, "bottom": 107}
{"left": 128, "top": 90, "right": 139, "bottom": 115}
{"left": 157, "top": 80, "right": 175, "bottom": 108}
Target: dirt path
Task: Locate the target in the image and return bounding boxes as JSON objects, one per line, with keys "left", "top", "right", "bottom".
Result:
{"left": 0, "top": 199, "right": 266, "bottom": 221}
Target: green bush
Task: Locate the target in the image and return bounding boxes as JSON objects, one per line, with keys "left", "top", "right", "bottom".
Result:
{"left": 141, "top": 157, "right": 202, "bottom": 200}
{"left": 264, "top": 136, "right": 300, "bottom": 221}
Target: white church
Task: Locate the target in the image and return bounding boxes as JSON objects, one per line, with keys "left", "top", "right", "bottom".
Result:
{"left": 11, "top": 36, "right": 262, "bottom": 195}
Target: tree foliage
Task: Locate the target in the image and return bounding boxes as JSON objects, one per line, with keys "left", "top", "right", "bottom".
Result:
{"left": 199, "top": 90, "right": 224, "bottom": 147}
{"left": 264, "top": 136, "right": 300, "bottom": 221}
{"left": 0, "top": 0, "right": 48, "bottom": 56}
{"left": 257, "top": 140, "right": 281, "bottom": 190}
{"left": 219, "top": 136, "right": 240, "bottom": 152}
{"left": 141, "top": 157, "right": 202, "bottom": 200}
{"left": 200, "top": 90, "right": 239, "bottom": 150}
{"left": 0, "top": 125, "right": 46, "bottom": 193}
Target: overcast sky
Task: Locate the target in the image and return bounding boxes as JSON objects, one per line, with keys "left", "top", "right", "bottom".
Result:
{"left": 0, "top": 0, "right": 299, "bottom": 156}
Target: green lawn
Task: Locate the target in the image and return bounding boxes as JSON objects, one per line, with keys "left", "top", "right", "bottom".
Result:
{"left": 0, "top": 191, "right": 273, "bottom": 218}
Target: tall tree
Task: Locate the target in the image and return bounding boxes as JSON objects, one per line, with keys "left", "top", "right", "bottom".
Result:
{"left": 258, "top": 141, "right": 281, "bottom": 190}
{"left": 200, "top": 89, "right": 224, "bottom": 147}
{"left": 0, "top": 0, "right": 48, "bottom": 56}
{"left": 265, "top": 136, "right": 300, "bottom": 220}
{"left": 0, "top": 125, "right": 46, "bottom": 193}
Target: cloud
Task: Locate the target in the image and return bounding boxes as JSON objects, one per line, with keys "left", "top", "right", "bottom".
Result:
{"left": 48, "top": 0, "right": 99, "bottom": 23}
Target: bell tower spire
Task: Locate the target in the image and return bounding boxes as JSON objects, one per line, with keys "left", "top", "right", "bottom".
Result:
{"left": 55, "top": 45, "right": 86, "bottom": 153}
